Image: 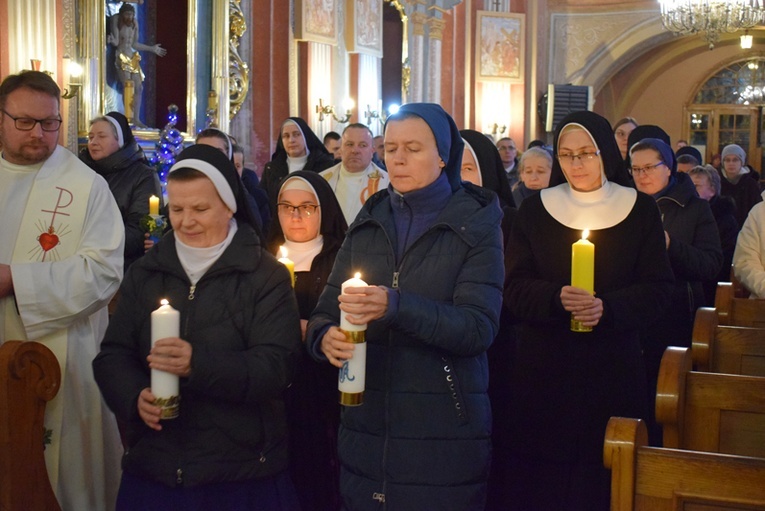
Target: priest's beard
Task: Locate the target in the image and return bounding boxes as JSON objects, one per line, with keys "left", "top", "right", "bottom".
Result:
{"left": 0, "top": 130, "right": 56, "bottom": 165}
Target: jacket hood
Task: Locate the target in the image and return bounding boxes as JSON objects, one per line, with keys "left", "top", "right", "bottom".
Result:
{"left": 657, "top": 169, "right": 696, "bottom": 207}
{"left": 358, "top": 182, "right": 501, "bottom": 248}
{"left": 79, "top": 140, "right": 148, "bottom": 175}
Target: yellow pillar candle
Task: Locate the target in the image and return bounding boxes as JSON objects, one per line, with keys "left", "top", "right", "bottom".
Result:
{"left": 339, "top": 272, "right": 368, "bottom": 406}
{"left": 278, "top": 246, "right": 295, "bottom": 287}
{"left": 571, "top": 229, "right": 595, "bottom": 332}
{"left": 149, "top": 195, "right": 160, "bottom": 216}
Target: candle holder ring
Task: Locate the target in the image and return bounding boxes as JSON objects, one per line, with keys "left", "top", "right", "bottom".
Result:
{"left": 570, "top": 315, "right": 593, "bottom": 333}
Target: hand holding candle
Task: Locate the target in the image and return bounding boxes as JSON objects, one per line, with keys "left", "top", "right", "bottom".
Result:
{"left": 151, "top": 299, "right": 181, "bottom": 418}
{"left": 339, "top": 272, "right": 368, "bottom": 406}
{"left": 570, "top": 229, "right": 595, "bottom": 332}
{"left": 278, "top": 246, "right": 295, "bottom": 287}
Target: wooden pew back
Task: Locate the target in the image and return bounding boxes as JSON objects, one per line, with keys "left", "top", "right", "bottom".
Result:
{"left": 715, "top": 282, "right": 765, "bottom": 327}
{"left": 656, "top": 346, "right": 765, "bottom": 458}
{"left": 0, "top": 341, "right": 61, "bottom": 511}
{"left": 692, "top": 307, "right": 765, "bottom": 376}
{"left": 604, "top": 417, "right": 765, "bottom": 511}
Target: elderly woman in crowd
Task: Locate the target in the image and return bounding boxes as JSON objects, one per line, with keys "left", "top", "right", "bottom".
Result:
{"left": 267, "top": 171, "right": 347, "bottom": 511}
{"left": 307, "top": 103, "right": 504, "bottom": 511}
{"left": 80, "top": 111, "right": 161, "bottom": 269}
{"left": 93, "top": 144, "right": 301, "bottom": 511}
{"left": 689, "top": 164, "right": 738, "bottom": 305}
{"left": 511, "top": 146, "right": 552, "bottom": 206}
{"left": 504, "top": 111, "right": 674, "bottom": 510}
{"left": 630, "top": 138, "right": 722, "bottom": 445}
{"left": 260, "top": 117, "right": 336, "bottom": 202}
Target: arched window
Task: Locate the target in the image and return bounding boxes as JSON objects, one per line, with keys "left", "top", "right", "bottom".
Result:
{"left": 694, "top": 58, "right": 765, "bottom": 105}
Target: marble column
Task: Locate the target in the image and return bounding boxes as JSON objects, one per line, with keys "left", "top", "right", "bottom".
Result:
{"left": 427, "top": 16, "right": 445, "bottom": 104}
{"left": 409, "top": 10, "right": 428, "bottom": 103}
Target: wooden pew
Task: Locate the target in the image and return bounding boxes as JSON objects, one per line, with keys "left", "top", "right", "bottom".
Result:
{"left": 692, "top": 306, "right": 765, "bottom": 376}
{"left": 656, "top": 346, "right": 765, "bottom": 458}
{"left": 604, "top": 417, "right": 765, "bottom": 511}
{"left": 0, "top": 341, "right": 61, "bottom": 511}
{"left": 714, "top": 282, "right": 765, "bottom": 327}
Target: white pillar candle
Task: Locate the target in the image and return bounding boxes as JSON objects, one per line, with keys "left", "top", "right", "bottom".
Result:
{"left": 339, "top": 272, "right": 368, "bottom": 406}
{"left": 151, "top": 299, "right": 181, "bottom": 419}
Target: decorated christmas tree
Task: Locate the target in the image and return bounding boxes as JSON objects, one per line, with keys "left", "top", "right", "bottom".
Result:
{"left": 150, "top": 104, "right": 185, "bottom": 187}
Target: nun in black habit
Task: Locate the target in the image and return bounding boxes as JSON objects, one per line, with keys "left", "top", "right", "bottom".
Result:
{"left": 459, "top": 129, "right": 519, "bottom": 511}
{"left": 267, "top": 171, "right": 348, "bottom": 511}
{"left": 502, "top": 111, "right": 674, "bottom": 511}
{"left": 260, "top": 117, "right": 337, "bottom": 203}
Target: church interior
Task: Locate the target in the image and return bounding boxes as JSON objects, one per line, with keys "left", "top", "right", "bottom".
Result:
{"left": 3, "top": 1, "right": 765, "bottom": 510}
{"left": 1, "top": 0, "right": 763, "bottom": 170}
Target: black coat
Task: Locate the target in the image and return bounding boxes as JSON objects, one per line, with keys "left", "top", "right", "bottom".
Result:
{"left": 654, "top": 172, "right": 723, "bottom": 341}
{"left": 80, "top": 142, "right": 162, "bottom": 268}
{"left": 306, "top": 185, "right": 504, "bottom": 511}
{"left": 720, "top": 171, "right": 762, "bottom": 228}
{"left": 702, "top": 195, "right": 739, "bottom": 305}
{"left": 242, "top": 168, "right": 272, "bottom": 237}
{"left": 93, "top": 224, "right": 301, "bottom": 488}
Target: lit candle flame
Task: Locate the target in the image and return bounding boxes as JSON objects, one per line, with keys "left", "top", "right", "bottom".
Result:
{"left": 582, "top": 229, "right": 589, "bottom": 240}
{"left": 160, "top": 298, "right": 169, "bottom": 306}
{"left": 280, "top": 246, "right": 288, "bottom": 258}
{"left": 354, "top": 272, "right": 361, "bottom": 279}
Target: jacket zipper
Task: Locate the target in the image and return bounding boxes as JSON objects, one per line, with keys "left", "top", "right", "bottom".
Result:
{"left": 356, "top": 215, "right": 451, "bottom": 508}
{"left": 176, "top": 282, "right": 198, "bottom": 485}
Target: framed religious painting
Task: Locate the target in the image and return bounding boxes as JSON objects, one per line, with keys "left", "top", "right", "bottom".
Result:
{"left": 475, "top": 11, "right": 525, "bottom": 83}
{"left": 345, "top": 0, "right": 383, "bottom": 57}
{"left": 294, "top": 0, "right": 339, "bottom": 45}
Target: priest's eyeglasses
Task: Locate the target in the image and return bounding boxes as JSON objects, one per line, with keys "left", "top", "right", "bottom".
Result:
{"left": 557, "top": 150, "right": 600, "bottom": 165}
{"left": 2, "top": 110, "right": 62, "bottom": 132}
{"left": 631, "top": 162, "right": 665, "bottom": 176}
{"left": 277, "top": 203, "right": 320, "bottom": 218}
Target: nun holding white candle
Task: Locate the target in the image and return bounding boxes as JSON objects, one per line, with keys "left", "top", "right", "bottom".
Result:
{"left": 94, "top": 144, "right": 301, "bottom": 510}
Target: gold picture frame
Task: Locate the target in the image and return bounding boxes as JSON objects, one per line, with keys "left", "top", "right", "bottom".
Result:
{"left": 295, "top": 0, "right": 339, "bottom": 46}
{"left": 345, "top": 0, "right": 383, "bottom": 57}
{"left": 475, "top": 11, "right": 524, "bottom": 83}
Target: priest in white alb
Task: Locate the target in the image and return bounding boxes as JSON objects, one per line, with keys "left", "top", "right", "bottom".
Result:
{"left": 320, "top": 123, "right": 389, "bottom": 225}
{"left": 0, "top": 71, "right": 124, "bottom": 511}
